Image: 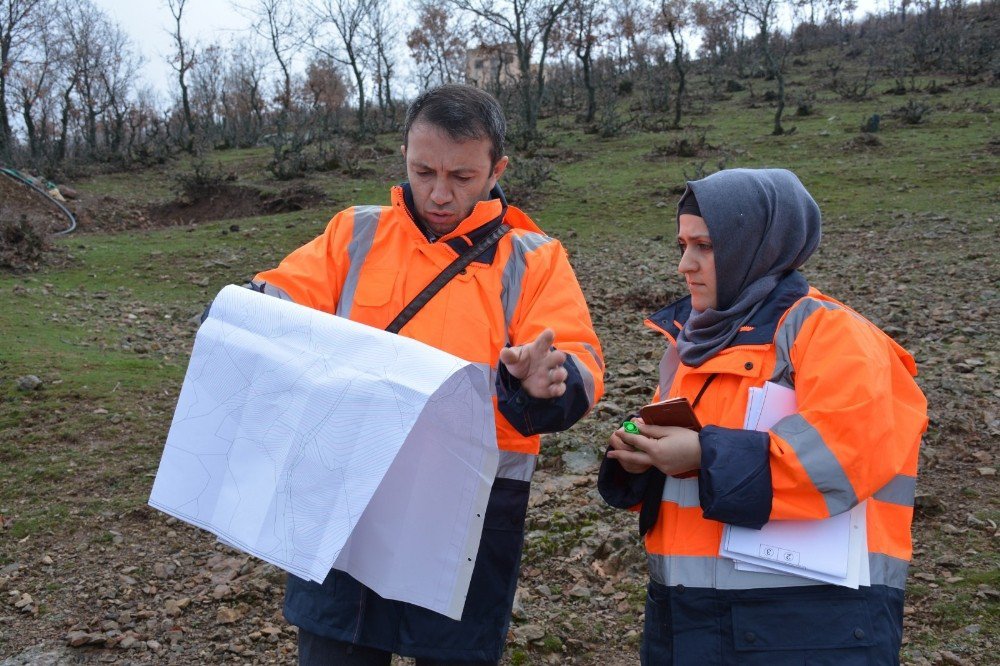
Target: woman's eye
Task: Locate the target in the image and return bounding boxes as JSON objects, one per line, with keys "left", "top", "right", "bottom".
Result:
{"left": 699, "top": 243, "right": 713, "bottom": 251}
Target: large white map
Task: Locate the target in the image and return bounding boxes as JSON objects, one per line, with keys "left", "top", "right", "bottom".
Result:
{"left": 149, "top": 285, "right": 498, "bottom": 619}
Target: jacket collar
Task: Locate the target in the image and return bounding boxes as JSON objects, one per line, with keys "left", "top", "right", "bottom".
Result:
{"left": 394, "top": 183, "right": 508, "bottom": 265}
{"left": 646, "top": 271, "right": 810, "bottom": 346}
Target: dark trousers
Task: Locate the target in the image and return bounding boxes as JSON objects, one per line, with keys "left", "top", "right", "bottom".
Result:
{"left": 298, "top": 629, "right": 498, "bottom": 666}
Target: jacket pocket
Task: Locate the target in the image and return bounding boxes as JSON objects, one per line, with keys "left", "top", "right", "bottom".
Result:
{"left": 731, "top": 595, "right": 875, "bottom": 665}
{"left": 348, "top": 268, "right": 396, "bottom": 325}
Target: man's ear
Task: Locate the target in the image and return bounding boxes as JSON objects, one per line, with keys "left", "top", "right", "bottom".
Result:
{"left": 491, "top": 156, "right": 509, "bottom": 186}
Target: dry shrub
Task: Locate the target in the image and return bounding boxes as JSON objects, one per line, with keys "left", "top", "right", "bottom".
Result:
{"left": 0, "top": 215, "right": 49, "bottom": 272}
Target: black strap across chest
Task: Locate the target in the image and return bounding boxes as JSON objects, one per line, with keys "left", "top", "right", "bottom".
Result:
{"left": 384, "top": 223, "right": 511, "bottom": 335}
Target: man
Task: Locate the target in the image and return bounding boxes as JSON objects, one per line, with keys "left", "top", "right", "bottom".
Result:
{"left": 251, "top": 84, "right": 604, "bottom": 665}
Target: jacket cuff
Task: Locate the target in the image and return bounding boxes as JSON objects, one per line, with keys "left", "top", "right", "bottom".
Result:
{"left": 698, "top": 426, "right": 772, "bottom": 529}
{"left": 598, "top": 450, "right": 654, "bottom": 509}
{"left": 495, "top": 351, "right": 591, "bottom": 436}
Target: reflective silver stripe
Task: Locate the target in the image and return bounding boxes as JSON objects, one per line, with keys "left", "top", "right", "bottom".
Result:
{"left": 582, "top": 343, "right": 604, "bottom": 371}
{"left": 247, "top": 281, "right": 295, "bottom": 302}
{"left": 770, "top": 297, "right": 872, "bottom": 387}
{"left": 873, "top": 474, "right": 916, "bottom": 507}
{"left": 773, "top": 414, "right": 859, "bottom": 516}
{"left": 770, "top": 298, "right": 840, "bottom": 388}
{"left": 496, "top": 450, "right": 537, "bottom": 481}
{"left": 648, "top": 553, "right": 909, "bottom": 590}
{"left": 335, "top": 206, "right": 382, "bottom": 318}
{"left": 661, "top": 476, "right": 700, "bottom": 508}
{"left": 566, "top": 351, "right": 596, "bottom": 406}
{"left": 658, "top": 345, "right": 680, "bottom": 398}
{"left": 500, "top": 232, "right": 553, "bottom": 337}
{"left": 648, "top": 554, "right": 819, "bottom": 590}
{"left": 869, "top": 553, "right": 909, "bottom": 589}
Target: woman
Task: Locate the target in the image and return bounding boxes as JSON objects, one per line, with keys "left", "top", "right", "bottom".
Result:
{"left": 599, "top": 168, "right": 927, "bottom": 664}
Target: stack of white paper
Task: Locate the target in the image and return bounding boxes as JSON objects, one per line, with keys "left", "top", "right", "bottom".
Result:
{"left": 149, "top": 285, "right": 499, "bottom": 619}
{"left": 720, "top": 382, "right": 869, "bottom": 589}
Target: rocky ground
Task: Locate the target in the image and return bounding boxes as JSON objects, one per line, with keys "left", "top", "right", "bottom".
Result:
{"left": 0, "top": 198, "right": 996, "bottom": 665}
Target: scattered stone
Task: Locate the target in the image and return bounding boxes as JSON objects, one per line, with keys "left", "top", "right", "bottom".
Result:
{"left": 216, "top": 606, "right": 242, "bottom": 624}
{"left": 15, "top": 375, "right": 42, "bottom": 391}
{"left": 66, "top": 631, "right": 90, "bottom": 647}
{"left": 212, "top": 584, "right": 232, "bottom": 599}
{"left": 976, "top": 467, "right": 995, "bottom": 476}
{"left": 513, "top": 623, "right": 546, "bottom": 642}
{"left": 163, "top": 599, "right": 186, "bottom": 616}
{"left": 914, "top": 492, "right": 945, "bottom": 517}
{"left": 153, "top": 562, "right": 177, "bottom": 578}
{"left": 940, "top": 650, "right": 972, "bottom": 666}
{"left": 561, "top": 448, "right": 598, "bottom": 474}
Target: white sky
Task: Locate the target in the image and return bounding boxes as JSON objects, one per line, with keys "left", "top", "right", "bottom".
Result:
{"left": 92, "top": 0, "right": 254, "bottom": 100}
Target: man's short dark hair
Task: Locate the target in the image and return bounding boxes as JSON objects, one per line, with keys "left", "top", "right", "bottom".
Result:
{"left": 403, "top": 84, "right": 506, "bottom": 166}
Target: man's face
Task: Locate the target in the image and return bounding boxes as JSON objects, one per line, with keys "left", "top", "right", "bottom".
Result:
{"left": 402, "top": 122, "right": 508, "bottom": 237}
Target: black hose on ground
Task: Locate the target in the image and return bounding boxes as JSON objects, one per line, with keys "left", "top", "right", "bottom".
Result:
{"left": 0, "top": 167, "right": 77, "bottom": 236}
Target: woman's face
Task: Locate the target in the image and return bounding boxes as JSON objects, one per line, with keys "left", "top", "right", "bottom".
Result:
{"left": 677, "top": 214, "right": 717, "bottom": 311}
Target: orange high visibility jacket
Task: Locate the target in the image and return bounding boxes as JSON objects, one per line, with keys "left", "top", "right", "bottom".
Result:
{"left": 253, "top": 183, "right": 604, "bottom": 455}
{"left": 600, "top": 271, "right": 927, "bottom": 592}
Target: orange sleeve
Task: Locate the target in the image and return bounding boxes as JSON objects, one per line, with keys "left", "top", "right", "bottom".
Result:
{"left": 253, "top": 209, "right": 356, "bottom": 313}
{"left": 768, "top": 306, "right": 928, "bottom": 520}
{"left": 509, "top": 238, "right": 605, "bottom": 407}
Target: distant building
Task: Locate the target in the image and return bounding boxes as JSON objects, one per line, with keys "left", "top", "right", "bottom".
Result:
{"left": 465, "top": 44, "right": 520, "bottom": 89}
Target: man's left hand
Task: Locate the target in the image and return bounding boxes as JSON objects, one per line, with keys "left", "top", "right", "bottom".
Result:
{"left": 499, "top": 329, "right": 568, "bottom": 399}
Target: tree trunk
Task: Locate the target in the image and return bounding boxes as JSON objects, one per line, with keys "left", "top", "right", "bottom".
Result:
{"left": 579, "top": 43, "right": 595, "bottom": 123}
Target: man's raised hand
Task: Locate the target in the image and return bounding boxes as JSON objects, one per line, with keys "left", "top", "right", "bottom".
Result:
{"left": 498, "top": 329, "right": 568, "bottom": 399}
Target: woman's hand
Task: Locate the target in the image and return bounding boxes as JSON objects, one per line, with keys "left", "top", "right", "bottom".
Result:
{"left": 607, "top": 420, "right": 702, "bottom": 476}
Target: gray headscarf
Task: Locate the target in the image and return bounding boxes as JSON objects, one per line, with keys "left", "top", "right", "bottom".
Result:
{"left": 675, "top": 168, "right": 822, "bottom": 366}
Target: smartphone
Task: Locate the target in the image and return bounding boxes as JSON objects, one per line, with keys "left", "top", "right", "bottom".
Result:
{"left": 638, "top": 397, "right": 702, "bottom": 431}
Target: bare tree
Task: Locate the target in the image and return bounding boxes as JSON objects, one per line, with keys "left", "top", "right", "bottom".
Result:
{"left": 1, "top": 0, "right": 50, "bottom": 159}
{"left": 308, "top": 0, "right": 374, "bottom": 134}
{"left": 220, "top": 40, "right": 267, "bottom": 147}
{"left": 407, "top": 2, "right": 469, "bottom": 89}
{"left": 563, "top": 0, "right": 607, "bottom": 124}
{"left": 190, "top": 42, "right": 225, "bottom": 145}
{"left": 62, "top": 1, "right": 114, "bottom": 158}
{"left": 166, "top": 0, "right": 197, "bottom": 152}
{"left": 11, "top": 5, "right": 59, "bottom": 162}
{"left": 364, "top": 0, "right": 397, "bottom": 128}
{"left": 730, "top": 0, "right": 791, "bottom": 135}
{"left": 302, "top": 53, "right": 351, "bottom": 118}
{"left": 449, "top": 0, "right": 571, "bottom": 143}
{"left": 654, "top": 0, "right": 693, "bottom": 128}
{"left": 235, "top": 0, "right": 299, "bottom": 113}
{"left": 97, "top": 20, "right": 142, "bottom": 158}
